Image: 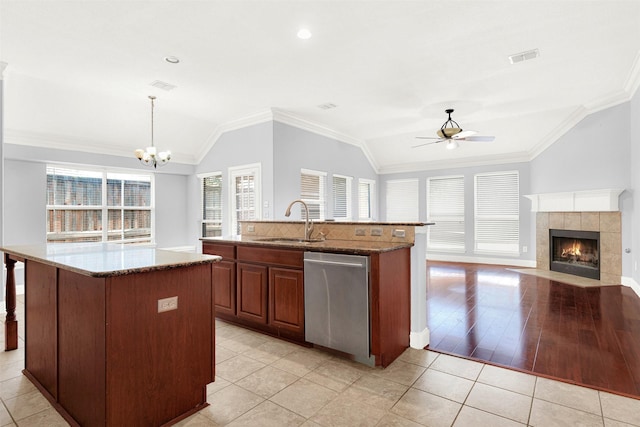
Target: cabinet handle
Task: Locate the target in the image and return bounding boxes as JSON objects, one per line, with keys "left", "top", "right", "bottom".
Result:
{"left": 304, "top": 259, "right": 365, "bottom": 268}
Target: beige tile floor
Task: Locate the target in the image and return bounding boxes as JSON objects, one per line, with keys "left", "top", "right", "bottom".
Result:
{"left": 2, "top": 297, "right": 640, "bottom": 427}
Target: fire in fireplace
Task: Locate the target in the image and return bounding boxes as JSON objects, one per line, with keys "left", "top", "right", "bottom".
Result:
{"left": 549, "top": 229, "right": 600, "bottom": 280}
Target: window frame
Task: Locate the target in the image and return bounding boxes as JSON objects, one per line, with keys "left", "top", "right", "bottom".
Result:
{"left": 426, "top": 175, "right": 465, "bottom": 253}
{"left": 332, "top": 174, "right": 353, "bottom": 221}
{"left": 228, "top": 163, "right": 262, "bottom": 235}
{"left": 46, "top": 165, "right": 154, "bottom": 244}
{"left": 300, "top": 168, "right": 327, "bottom": 221}
{"left": 385, "top": 178, "right": 419, "bottom": 222}
{"left": 358, "top": 178, "right": 376, "bottom": 221}
{"left": 199, "top": 171, "right": 223, "bottom": 238}
{"left": 474, "top": 170, "right": 520, "bottom": 255}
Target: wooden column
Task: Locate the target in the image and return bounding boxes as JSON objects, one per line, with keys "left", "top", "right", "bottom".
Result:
{"left": 4, "top": 254, "right": 18, "bottom": 351}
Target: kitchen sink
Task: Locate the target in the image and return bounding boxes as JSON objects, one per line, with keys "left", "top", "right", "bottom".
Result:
{"left": 255, "top": 237, "right": 324, "bottom": 244}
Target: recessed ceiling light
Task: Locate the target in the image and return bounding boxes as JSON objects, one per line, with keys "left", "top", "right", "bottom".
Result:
{"left": 164, "top": 56, "right": 180, "bottom": 64}
{"left": 297, "top": 28, "right": 312, "bottom": 40}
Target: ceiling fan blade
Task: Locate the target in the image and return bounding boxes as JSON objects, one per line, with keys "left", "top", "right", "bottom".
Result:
{"left": 451, "top": 130, "right": 478, "bottom": 139}
{"left": 412, "top": 140, "right": 443, "bottom": 148}
{"left": 462, "top": 135, "right": 495, "bottom": 142}
{"left": 415, "top": 136, "right": 442, "bottom": 140}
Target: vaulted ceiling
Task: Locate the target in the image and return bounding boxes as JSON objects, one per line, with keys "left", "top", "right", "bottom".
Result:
{"left": 2, "top": 1, "right": 639, "bottom": 173}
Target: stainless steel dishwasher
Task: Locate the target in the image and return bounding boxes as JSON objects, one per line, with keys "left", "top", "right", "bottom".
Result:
{"left": 303, "top": 252, "right": 374, "bottom": 366}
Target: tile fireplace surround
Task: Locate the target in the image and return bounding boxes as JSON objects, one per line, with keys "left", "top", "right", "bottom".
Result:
{"left": 536, "top": 211, "right": 622, "bottom": 285}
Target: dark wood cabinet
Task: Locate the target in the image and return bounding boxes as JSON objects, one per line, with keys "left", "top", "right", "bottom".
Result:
{"left": 203, "top": 242, "right": 305, "bottom": 341}
{"left": 269, "top": 267, "right": 304, "bottom": 334}
{"left": 202, "top": 240, "right": 411, "bottom": 366}
{"left": 236, "top": 263, "right": 268, "bottom": 324}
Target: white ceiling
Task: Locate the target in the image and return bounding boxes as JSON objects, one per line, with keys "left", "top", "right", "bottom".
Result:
{"left": 2, "top": 1, "right": 639, "bottom": 173}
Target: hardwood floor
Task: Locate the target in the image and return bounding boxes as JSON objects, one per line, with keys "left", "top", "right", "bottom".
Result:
{"left": 426, "top": 261, "right": 640, "bottom": 399}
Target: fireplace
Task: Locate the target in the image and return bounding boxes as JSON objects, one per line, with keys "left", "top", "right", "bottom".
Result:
{"left": 549, "top": 229, "right": 600, "bottom": 280}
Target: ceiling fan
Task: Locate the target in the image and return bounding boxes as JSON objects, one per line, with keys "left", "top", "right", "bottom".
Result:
{"left": 414, "top": 108, "right": 495, "bottom": 149}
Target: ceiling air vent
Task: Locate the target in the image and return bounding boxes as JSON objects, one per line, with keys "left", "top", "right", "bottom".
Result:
{"left": 150, "top": 80, "right": 177, "bottom": 91}
{"left": 317, "top": 103, "right": 337, "bottom": 110}
{"left": 508, "top": 48, "right": 540, "bottom": 64}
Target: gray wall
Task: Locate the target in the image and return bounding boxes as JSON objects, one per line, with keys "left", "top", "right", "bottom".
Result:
{"left": 272, "top": 122, "right": 378, "bottom": 220}
{"left": 3, "top": 144, "right": 194, "bottom": 248}
{"left": 530, "top": 102, "right": 633, "bottom": 277}
{"left": 379, "top": 162, "right": 534, "bottom": 263}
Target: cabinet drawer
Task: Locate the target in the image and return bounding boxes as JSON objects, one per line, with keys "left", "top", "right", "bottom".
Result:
{"left": 203, "top": 243, "right": 236, "bottom": 260}
{"left": 237, "top": 246, "right": 303, "bottom": 268}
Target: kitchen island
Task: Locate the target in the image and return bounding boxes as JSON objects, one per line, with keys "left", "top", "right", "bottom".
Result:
{"left": 1, "top": 243, "right": 221, "bottom": 427}
{"left": 202, "top": 220, "right": 430, "bottom": 367}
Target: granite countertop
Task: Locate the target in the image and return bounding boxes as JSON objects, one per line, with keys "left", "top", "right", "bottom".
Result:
{"left": 201, "top": 235, "right": 413, "bottom": 254}
{"left": 0, "top": 243, "right": 221, "bottom": 278}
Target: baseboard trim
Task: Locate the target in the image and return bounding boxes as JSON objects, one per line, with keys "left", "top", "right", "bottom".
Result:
{"left": 410, "top": 327, "right": 430, "bottom": 349}
{"left": 621, "top": 276, "right": 640, "bottom": 298}
{"left": 426, "top": 253, "right": 536, "bottom": 268}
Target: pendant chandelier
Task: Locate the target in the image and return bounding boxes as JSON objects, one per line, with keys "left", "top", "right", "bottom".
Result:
{"left": 134, "top": 95, "right": 171, "bottom": 168}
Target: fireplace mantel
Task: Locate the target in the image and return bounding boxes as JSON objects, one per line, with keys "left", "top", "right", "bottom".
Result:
{"left": 524, "top": 189, "right": 625, "bottom": 213}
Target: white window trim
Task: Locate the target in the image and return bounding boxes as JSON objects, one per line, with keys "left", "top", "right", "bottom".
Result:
{"left": 228, "top": 163, "right": 262, "bottom": 236}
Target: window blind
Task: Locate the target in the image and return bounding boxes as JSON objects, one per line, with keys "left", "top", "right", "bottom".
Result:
{"left": 301, "top": 169, "right": 326, "bottom": 220}
{"left": 332, "top": 175, "right": 352, "bottom": 220}
{"left": 201, "top": 173, "right": 223, "bottom": 237}
{"left": 385, "top": 179, "right": 419, "bottom": 222}
{"left": 474, "top": 171, "right": 520, "bottom": 254}
{"left": 427, "top": 175, "right": 465, "bottom": 252}
{"left": 358, "top": 179, "right": 375, "bottom": 220}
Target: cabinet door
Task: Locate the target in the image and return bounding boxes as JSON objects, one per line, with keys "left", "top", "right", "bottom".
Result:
{"left": 213, "top": 260, "right": 236, "bottom": 316}
{"left": 269, "top": 267, "right": 304, "bottom": 334}
{"left": 236, "top": 263, "right": 268, "bottom": 324}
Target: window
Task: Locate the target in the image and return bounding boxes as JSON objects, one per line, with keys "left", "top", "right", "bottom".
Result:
{"left": 200, "top": 172, "right": 223, "bottom": 237}
{"left": 332, "top": 174, "right": 352, "bottom": 220}
{"left": 474, "top": 171, "right": 520, "bottom": 254}
{"left": 46, "top": 166, "right": 153, "bottom": 243}
{"left": 385, "top": 179, "right": 419, "bottom": 222}
{"left": 300, "top": 169, "right": 326, "bottom": 220}
{"left": 427, "top": 175, "right": 465, "bottom": 252}
{"left": 358, "top": 179, "right": 375, "bottom": 220}
{"left": 229, "top": 164, "right": 261, "bottom": 235}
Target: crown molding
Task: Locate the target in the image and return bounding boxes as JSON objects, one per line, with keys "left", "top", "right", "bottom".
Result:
{"left": 270, "top": 108, "right": 380, "bottom": 172}
{"left": 196, "top": 108, "right": 274, "bottom": 163}
{"left": 527, "top": 106, "right": 589, "bottom": 161}
{"left": 377, "top": 151, "right": 531, "bottom": 175}
{"left": 4, "top": 129, "right": 198, "bottom": 164}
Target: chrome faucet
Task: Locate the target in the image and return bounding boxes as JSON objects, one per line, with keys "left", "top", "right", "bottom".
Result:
{"left": 285, "top": 199, "right": 314, "bottom": 240}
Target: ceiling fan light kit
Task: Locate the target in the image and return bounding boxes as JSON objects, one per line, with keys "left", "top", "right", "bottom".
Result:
{"left": 413, "top": 108, "right": 495, "bottom": 149}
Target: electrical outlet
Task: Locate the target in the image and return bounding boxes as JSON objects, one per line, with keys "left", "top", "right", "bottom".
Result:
{"left": 158, "top": 296, "right": 178, "bottom": 313}
{"left": 392, "top": 229, "right": 406, "bottom": 238}
{"left": 371, "top": 228, "right": 383, "bottom": 236}
{"left": 522, "top": 246, "right": 528, "bottom": 253}
{"left": 355, "top": 228, "right": 366, "bottom": 236}
{"left": 247, "top": 225, "right": 255, "bottom": 232}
